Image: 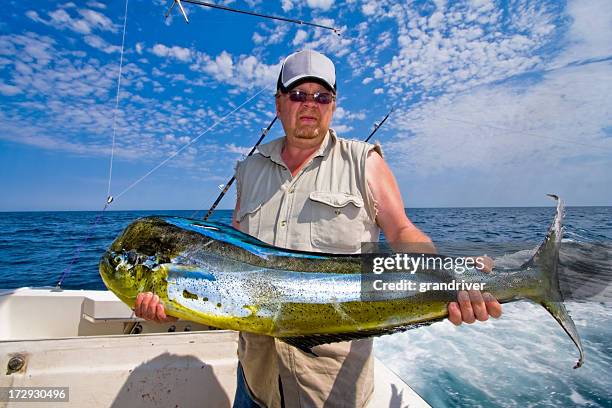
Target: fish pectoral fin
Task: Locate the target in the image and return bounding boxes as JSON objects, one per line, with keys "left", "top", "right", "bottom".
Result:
{"left": 279, "top": 321, "right": 440, "bottom": 354}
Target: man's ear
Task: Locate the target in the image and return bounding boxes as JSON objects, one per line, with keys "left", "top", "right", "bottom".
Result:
{"left": 275, "top": 95, "right": 281, "bottom": 115}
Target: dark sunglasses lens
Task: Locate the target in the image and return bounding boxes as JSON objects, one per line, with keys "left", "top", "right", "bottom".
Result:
{"left": 288, "top": 91, "right": 333, "bottom": 104}
{"left": 314, "top": 93, "right": 333, "bottom": 104}
{"left": 289, "top": 91, "right": 307, "bottom": 102}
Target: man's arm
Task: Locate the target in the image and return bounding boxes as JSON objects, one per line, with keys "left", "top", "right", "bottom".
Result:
{"left": 365, "top": 150, "right": 434, "bottom": 253}
{"left": 365, "top": 150, "right": 501, "bottom": 325}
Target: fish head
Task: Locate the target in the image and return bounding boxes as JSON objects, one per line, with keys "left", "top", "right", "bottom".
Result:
{"left": 99, "top": 249, "right": 170, "bottom": 307}
{"left": 99, "top": 217, "right": 183, "bottom": 307}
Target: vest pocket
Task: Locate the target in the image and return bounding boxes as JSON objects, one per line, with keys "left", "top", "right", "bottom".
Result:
{"left": 308, "top": 191, "right": 366, "bottom": 252}
{"left": 237, "top": 201, "right": 262, "bottom": 237}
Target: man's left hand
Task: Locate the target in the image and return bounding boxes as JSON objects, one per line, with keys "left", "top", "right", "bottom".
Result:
{"left": 448, "top": 255, "right": 502, "bottom": 325}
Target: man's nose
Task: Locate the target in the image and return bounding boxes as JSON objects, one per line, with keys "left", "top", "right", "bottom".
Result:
{"left": 302, "top": 95, "right": 318, "bottom": 107}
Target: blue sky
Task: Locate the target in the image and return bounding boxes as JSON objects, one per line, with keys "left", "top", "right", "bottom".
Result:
{"left": 1, "top": 0, "right": 610, "bottom": 211}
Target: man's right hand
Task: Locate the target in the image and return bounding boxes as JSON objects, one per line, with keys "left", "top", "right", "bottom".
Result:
{"left": 134, "top": 292, "right": 178, "bottom": 323}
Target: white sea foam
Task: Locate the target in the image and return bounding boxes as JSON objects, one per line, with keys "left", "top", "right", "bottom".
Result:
{"left": 374, "top": 302, "right": 612, "bottom": 407}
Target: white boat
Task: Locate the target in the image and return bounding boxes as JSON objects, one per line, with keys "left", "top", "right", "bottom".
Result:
{"left": 0, "top": 287, "right": 431, "bottom": 408}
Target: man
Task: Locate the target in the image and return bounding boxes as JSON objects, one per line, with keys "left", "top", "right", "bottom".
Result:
{"left": 135, "top": 50, "right": 502, "bottom": 407}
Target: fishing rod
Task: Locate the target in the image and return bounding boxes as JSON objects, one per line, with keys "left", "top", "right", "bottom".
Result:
{"left": 364, "top": 106, "right": 394, "bottom": 143}
{"left": 202, "top": 107, "right": 395, "bottom": 220}
{"left": 165, "top": 0, "right": 341, "bottom": 34}
{"left": 201, "top": 116, "right": 278, "bottom": 221}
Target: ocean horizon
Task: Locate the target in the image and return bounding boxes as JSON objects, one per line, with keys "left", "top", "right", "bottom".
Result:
{"left": 2, "top": 204, "right": 610, "bottom": 213}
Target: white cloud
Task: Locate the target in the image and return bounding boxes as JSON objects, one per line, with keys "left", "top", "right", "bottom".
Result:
{"left": 348, "top": 1, "right": 611, "bottom": 204}
{"left": 306, "top": 0, "right": 334, "bottom": 11}
{"left": 225, "top": 143, "right": 251, "bottom": 155}
{"left": 191, "top": 51, "right": 281, "bottom": 90}
{"left": 377, "top": 31, "right": 392, "bottom": 49}
{"left": 332, "top": 107, "right": 367, "bottom": 136}
{"left": 374, "top": 88, "right": 384, "bottom": 94}
{"left": 292, "top": 29, "right": 309, "bottom": 46}
{"left": 0, "top": 32, "right": 155, "bottom": 159}
{"left": 251, "top": 22, "right": 291, "bottom": 46}
{"left": 201, "top": 51, "right": 234, "bottom": 81}
{"left": 282, "top": 0, "right": 294, "bottom": 12}
{"left": 48, "top": 9, "right": 89, "bottom": 33}
{"left": 84, "top": 34, "right": 120, "bottom": 53}
{"left": 358, "top": 1, "right": 557, "bottom": 99}
{"left": 551, "top": 0, "right": 612, "bottom": 68}
{"left": 334, "top": 107, "right": 366, "bottom": 121}
{"left": 25, "top": 10, "right": 44, "bottom": 23}
{"left": 332, "top": 124, "right": 353, "bottom": 133}
{"left": 0, "top": 81, "right": 21, "bottom": 96}
{"left": 151, "top": 44, "right": 191, "bottom": 62}
{"left": 252, "top": 32, "right": 264, "bottom": 44}
{"left": 86, "top": 1, "right": 106, "bottom": 9}
{"left": 2, "top": 28, "right": 274, "bottom": 180}
{"left": 385, "top": 61, "right": 612, "bottom": 177}
{"left": 5, "top": 0, "right": 611, "bottom": 209}
{"left": 428, "top": 11, "right": 444, "bottom": 29}
{"left": 0, "top": 126, "right": 111, "bottom": 156}
{"left": 361, "top": 2, "right": 379, "bottom": 16}
{"left": 78, "top": 9, "right": 116, "bottom": 32}
{"left": 297, "top": 19, "right": 352, "bottom": 59}
{"left": 0, "top": 32, "right": 54, "bottom": 66}
{"left": 29, "top": 6, "right": 117, "bottom": 35}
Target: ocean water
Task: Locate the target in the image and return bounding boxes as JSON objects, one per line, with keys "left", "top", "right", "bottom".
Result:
{"left": 0, "top": 207, "right": 611, "bottom": 407}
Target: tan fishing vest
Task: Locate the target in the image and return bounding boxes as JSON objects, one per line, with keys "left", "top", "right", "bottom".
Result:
{"left": 234, "top": 129, "right": 382, "bottom": 408}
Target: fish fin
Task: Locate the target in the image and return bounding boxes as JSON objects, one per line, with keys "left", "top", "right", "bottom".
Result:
{"left": 523, "top": 195, "right": 584, "bottom": 369}
{"left": 279, "top": 321, "right": 440, "bottom": 355}
{"left": 540, "top": 301, "right": 584, "bottom": 368}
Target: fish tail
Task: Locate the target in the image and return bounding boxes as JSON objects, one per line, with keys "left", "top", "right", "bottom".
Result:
{"left": 522, "top": 194, "right": 584, "bottom": 368}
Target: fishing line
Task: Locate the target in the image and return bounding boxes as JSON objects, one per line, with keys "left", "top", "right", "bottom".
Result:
{"left": 107, "top": 0, "right": 130, "bottom": 201}
{"left": 56, "top": 0, "right": 130, "bottom": 288}
{"left": 197, "top": 107, "right": 395, "bottom": 221}
{"left": 113, "top": 86, "right": 270, "bottom": 201}
{"left": 57, "top": 1, "right": 309, "bottom": 286}
{"left": 197, "top": 115, "right": 278, "bottom": 220}
{"left": 56, "top": 203, "right": 112, "bottom": 288}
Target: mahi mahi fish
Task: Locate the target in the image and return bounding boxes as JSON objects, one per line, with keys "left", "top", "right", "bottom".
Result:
{"left": 99, "top": 195, "right": 584, "bottom": 368}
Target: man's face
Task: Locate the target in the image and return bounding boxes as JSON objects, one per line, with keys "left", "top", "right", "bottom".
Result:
{"left": 276, "top": 81, "right": 336, "bottom": 144}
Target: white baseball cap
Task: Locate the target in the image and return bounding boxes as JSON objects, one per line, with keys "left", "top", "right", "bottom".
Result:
{"left": 277, "top": 49, "right": 336, "bottom": 93}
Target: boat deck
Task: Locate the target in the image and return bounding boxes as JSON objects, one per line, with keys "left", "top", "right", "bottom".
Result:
{"left": 0, "top": 288, "right": 430, "bottom": 407}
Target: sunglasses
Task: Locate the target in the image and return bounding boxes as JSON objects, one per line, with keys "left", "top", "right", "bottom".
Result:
{"left": 286, "top": 90, "right": 335, "bottom": 105}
